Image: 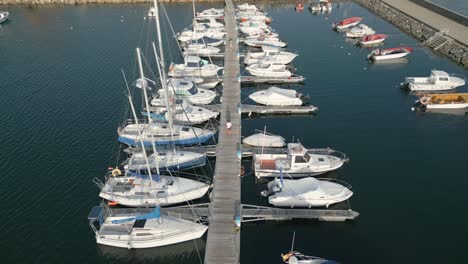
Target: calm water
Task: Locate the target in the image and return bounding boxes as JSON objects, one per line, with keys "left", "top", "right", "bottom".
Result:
{"left": 431, "top": 0, "right": 468, "bottom": 16}
{"left": 1, "top": 2, "right": 468, "bottom": 264}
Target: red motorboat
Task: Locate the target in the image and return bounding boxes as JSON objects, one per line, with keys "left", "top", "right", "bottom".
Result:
{"left": 295, "top": 2, "right": 305, "bottom": 12}
{"left": 360, "top": 34, "right": 388, "bottom": 45}
{"left": 333, "top": 17, "right": 363, "bottom": 30}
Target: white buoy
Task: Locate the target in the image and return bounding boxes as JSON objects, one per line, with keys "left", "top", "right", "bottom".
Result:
{"left": 411, "top": 107, "right": 415, "bottom": 111}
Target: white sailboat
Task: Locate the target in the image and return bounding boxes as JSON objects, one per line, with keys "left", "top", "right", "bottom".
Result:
{"left": 88, "top": 206, "right": 208, "bottom": 249}
{"left": 281, "top": 232, "right": 339, "bottom": 264}
{"left": 160, "top": 78, "right": 217, "bottom": 105}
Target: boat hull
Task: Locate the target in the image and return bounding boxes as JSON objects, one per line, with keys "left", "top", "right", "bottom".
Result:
{"left": 371, "top": 52, "right": 409, "bottom": 61}
{"left": 360, "top": 38, "right": 386, "bottom": 45}
{"left": 118, "top": 132, "right": 214, "bottom": 146}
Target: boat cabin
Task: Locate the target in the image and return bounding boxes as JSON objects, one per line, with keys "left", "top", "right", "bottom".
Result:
{"left": 185, "top": 56, "right": 208, "bottom": 69}
{"left": 429, "top": 70, "right": 451, "bottom": 84}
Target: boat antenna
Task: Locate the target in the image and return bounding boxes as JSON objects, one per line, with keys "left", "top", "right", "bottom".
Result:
{"left": 291, "top": 231, "right": 296, "bottom": 252}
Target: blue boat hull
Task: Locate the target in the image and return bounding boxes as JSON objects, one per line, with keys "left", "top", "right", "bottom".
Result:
{"left": 118, "top": 133, "right": 214, "bottom": 146}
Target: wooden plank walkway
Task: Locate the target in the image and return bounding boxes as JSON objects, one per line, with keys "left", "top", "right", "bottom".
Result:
{"left": 204, "top": 0, "right": 242, "bottom": 263}
{"left": 204, "top": 104, "right": 317, "bottom": 115}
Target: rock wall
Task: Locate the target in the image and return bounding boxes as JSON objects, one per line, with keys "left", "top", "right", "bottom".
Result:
{"left": 353, "top": 0, "right": 468, "bottom": 68}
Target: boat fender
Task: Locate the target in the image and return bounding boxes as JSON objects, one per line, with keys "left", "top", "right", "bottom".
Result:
{"left": 111, "top": 168, "right": 122, "bottom": 177}
{"left": 375, "top": 49, "right": 380, "bottom": 55}
{"left": 420, "top": 96, "right": 430, "bottom": 105}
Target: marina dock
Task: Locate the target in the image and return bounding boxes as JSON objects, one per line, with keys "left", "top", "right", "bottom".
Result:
{"left": 204, "top": 104, "right": 317, "bottom": 115}
{"left": 204, "top": 0, "right": 242, "bottom": 263}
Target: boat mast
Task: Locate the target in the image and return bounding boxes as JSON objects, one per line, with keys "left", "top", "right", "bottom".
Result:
{"left": 136, "top": 47, "right": 161, "bottom": 177}
{"left": 290, "top": 231, "right": 295, "bottom": 252}
{"left": 153, "top": 0, "right": 175, "bottom": 151}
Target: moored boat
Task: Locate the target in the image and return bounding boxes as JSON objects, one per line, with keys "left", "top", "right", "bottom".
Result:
{"left": 0, "top": 11, "right": 9, "bottom": 24}
{"left": 345, "top": 24, "right": 375, "bottom": 38}
{"left": 262, "top": 177, "right": 353, "bottom": 208}
{"left": 359, "top": 34, "right": 388, "bottom": 45}
{"left": 253, "top": 142, "right": 348, "bottom": 178}
{"left": 413, "top": 93, "right": 468, "bottom": 111}
{"left": 281, "top": 232, "right": 340, "bottom": 264}
{"left": 243, "top": 132, "right": 286, "bottom": 147}
{"left": 249, "top": 86, "right": 304, "bottom": 106}
{"left": 88, "top": 206, "right": 208, "bottom": 249}
{"left": 401, "top": 70, "right": 465, "bottom": 91}
{"left": 368, "top": 46, "right": 413, "bottom": 61}
{"left": 333, "top": 17, "right": 362, "bottom": 30}
{"left": 295, "top": 2, "right": 305, "bottom": 12}
{"left": 246, "top": 63, "right": 292, "bottom": 78}
{"left": 244, "top": 46, "right": 297, "bottom": 65}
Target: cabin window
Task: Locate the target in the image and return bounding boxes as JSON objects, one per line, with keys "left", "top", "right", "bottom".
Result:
{"left": 162, "top": 125, "right": 168, "bottom": 129}
{"left": 187, "top": 62, "right": 199, "bottom": 68}
{"left": 157, "top": 191, "right": 165, "bottom": 194}
{"left": 318, "top": 158, "right": 325, "bottom": 162}
{"left": 295, "top": 156, "right": 308, "bottom": 163}
{"left": 180, "top": 81, "right": 189, "bottom": 85}
{"left": 182, "top": 127, "right": 190, "bottom": 132}
{"left": 439, "top": 77, "right": 449, "bottom": 81}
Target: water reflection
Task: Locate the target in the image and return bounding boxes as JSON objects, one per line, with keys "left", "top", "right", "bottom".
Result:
{"left": 97, "top": 238, "right": 206, "bottom": 263}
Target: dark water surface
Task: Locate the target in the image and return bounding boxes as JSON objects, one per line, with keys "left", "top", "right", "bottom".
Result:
{"left": 0, "top": 2, "right": 467, "bottom": 264}
{"left": 431, "top": 0, "right": 468, "bottom": 16}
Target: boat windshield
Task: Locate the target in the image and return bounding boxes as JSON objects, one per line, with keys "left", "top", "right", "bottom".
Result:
{"left": 258, "top": 63, "right": 270, "bottom": 69}
{"left": 187, "top": 85, "right": 198, "bottom": 95}
{"left": 186, "top": 62, "right": 199, "bottom": 68}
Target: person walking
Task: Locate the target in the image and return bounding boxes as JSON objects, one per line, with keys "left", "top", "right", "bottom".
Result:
{"left": 226, "top": 120, "right": 232, "bottom": 135}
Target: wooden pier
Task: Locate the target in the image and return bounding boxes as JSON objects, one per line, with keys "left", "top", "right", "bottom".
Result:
{"left": 161, "top": 204, "right": 359, "bottom": 223}
{"left": 204, "top": 0, "right": 242, "bottom": 263}
{"left": 204, "top": 104, "right": 317, "bottom": 115}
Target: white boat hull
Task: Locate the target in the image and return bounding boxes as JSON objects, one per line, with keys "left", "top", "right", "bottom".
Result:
{"left": 336, "top": 21, "right": 360, "bottom": 30}
{"left": 426, "top": 103, "right": 468, "bottom": 109}
{"left": 371, "top": 52, "right": 410, "bottom": 61}
{"left": 360, "top": 38, "right": 385, "bottom": 45}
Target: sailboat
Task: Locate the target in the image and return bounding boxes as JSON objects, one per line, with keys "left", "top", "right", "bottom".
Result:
{"left": 159, "top": 78, "right": 217, "bottom": 105}
{"left": 88, "top": 206, "right": 208, "bottom": 249}
{"left": 281, "top": 232, "right": 339, "bottom": 264}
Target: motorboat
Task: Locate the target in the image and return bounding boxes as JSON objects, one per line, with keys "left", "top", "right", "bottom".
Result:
{"left": 309, "top": 4, "right": 322, "bottom": 12}
{"left": 184, "top": 36, "right": 224, "bottom": 47}
{"left": 368, "top": 46, "right": 413, "bottom": 61}
{"left": 359, "top": 34, "right": 388, "bottom": 45}
{"left": 183, "top": 43, "right": 221, "bottom": 58}
{"left": 253, "top": 142, "right": 348, "bottom": 178}
{"left": 244, "top": 37, "right": 287, "bottom": 48}
{"left": 249, "top": 87, "right": 304, "bottom": 106}
{"left": 196, "top": 18, "right": 224, "bottom": 30}
{"left": 295, "top": 2, "right": 305, "bottom": 12}
{"left": 401, "top": 70, "right": 465, "bottom": 91}
{"left": 237, "top": 3, "right": 258, "bottom": 12}
{"left": 170, "top": 76, "right": 220, "bottom": 89}
{"left": 243, "top": 132, "right": 286, "bottom": 147}
{"left": 88, "top": 206, "right": 208, "bottom": 249}
{"left": 196, "top": 8, "right": 224, "bottom": 20}
{"left": 246, "top": 63, "right": 292, "bottom": 78}
{"left": 148, "top": 7, "right": 156, "bottom": 17}
{"left": 125, "top": 149, "right": 207, "bottom": 172}
{"left": 168, "top": 56, "right": 223, "bottom": 78}
{"left": 240, "top": 21, "right": 269, "bottom": 29}
{"left": 281, "top": 232, "right": 340, "bottom": 264}
{"left": 178, "top": 28, "right": 225, "bottom": 43}
{"left": 162, "top": 78, "right": 217, "bottom": 104}
{"left": 147, "top": 98, "right": 218, "bottom": 124}
{"left": 240, "top": 26, "right": 274, "bottom": 36}
{"left": 413, "top": 93, "right": 468, "bottom": 111}
{"left": 244, "top": 46, "right": 297, "bottom": 65}
{"left": 117, "top": 122, "right": 216, "bottom": 146}
{"left": 238, "top": 11, "right": 271, "bottom": 23}
{"left": 99, "top": 171, "right": 210, "bottom": 207}
{"left": 333, "top": 17, "right": 362, "bottom": 30}
{"left": 321, "top": 2, "right": 332, "bottom": 12}
{"left": 262, "top": 177, "right": 353, "bottom": 208}
{"left": 0, "top": 11, "right": 9, "bottom": 24}
{"left": 345, "top": 24, "right": 375, "bottom": 38}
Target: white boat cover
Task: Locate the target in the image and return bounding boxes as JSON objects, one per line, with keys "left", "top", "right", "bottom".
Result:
{"left": 249, "top": 87, "right": 302, "bottom": 106}
{"left": 243, "top": 133, "right": 286, "bottom": 147}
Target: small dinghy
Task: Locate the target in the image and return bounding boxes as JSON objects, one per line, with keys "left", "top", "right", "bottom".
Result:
{"left": 246, "top": 62, "right": 292, "bottom": 78}
{"left": 345, "top": 24, "right": 375, "bottom": 38}
{"left": 262, "top": 177, "right": 353, "bottom": 208}
{"left": 368, "top": 46, "right": 413, "bottom": 61}
{"left": 88, "top": 206, "right": 208, "bottom": 249}
{"left": 253, "top": 142, "right": 348, "bottom": 178}
{"left": 359, "top": 34, "right": 388, "bottom": 45}
{"left": 281, "top": 232, "right": 340, "bottom": 264}
{"left": 243, "top": 132, "right": 286, "bottom": 147}
{"left": 401, "top": 70, "right": 465, "bottom": 91}
{"left": 249, "top": 86, "right": 304, "bottom": 106}
{"left": 413, "top": 93, "right": 468, "bottom": 111}
{"left": 244, "top": 46, "right": 297, "bottom": 65}
{"left": 333, "top": 17, "right": 362, "bottom": 30}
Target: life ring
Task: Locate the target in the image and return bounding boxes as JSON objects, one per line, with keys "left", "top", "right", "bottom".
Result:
{"left": 420, "top": 96, "right": 430, "bottom": 105}
{"left": 111, "top": 168, "right": 122, "bottom": 177}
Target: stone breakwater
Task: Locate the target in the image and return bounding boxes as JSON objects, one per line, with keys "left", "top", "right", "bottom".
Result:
{"left": 354, "top": 0, "right": 468, "bottom": 68}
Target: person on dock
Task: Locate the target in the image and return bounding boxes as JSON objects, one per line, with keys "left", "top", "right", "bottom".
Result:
{"left": 226, "top": 120, "right": 232, "bottom": 135}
